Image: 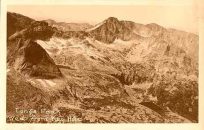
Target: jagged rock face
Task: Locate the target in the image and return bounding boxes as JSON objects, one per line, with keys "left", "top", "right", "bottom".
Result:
{"left": 25, "top": 21, "right": 55, "bottom": 40}
{"left": 9, "top": 39, "right": 62, "bottom": 78}
{"left": 147, "top": 74, "right": 198, "bottom": 122}
{"left": 88, "top": 17, "right": 167, "bottom": 43}
{"left": 8, "top": 21, "right": 55, "bottom": 41}
{"left": 89, "top": 17, "right": 133, "bottom": 43}
{"left": 8, "top": 20, "right": 62, "bottom": 78}
{"left": 112, "top": 63, "right": 155, "bottom": 85}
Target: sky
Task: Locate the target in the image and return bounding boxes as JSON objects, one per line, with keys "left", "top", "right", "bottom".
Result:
{"left": 7, "top": 5, "right": 198, "bottom": 33}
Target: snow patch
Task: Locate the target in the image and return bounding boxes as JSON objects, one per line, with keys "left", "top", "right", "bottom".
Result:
{"left": 86, "top": 21, "right": 105, "bottom": 32}
{"left": 36, "top": 37, "right": 70, "bottom": 55}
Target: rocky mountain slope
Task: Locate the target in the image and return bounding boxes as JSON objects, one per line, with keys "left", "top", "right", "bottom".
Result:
{"left": 44, "top": 19, "right": 93, "bottom": 31}
{"left": 8, "top": 20, "right": 62, "bottom": 78}
{"left": 7, "top": 12, "right": 198, "bottom": 123}
{"left": 7, "top": 12, "right": 34, "bottom": 38}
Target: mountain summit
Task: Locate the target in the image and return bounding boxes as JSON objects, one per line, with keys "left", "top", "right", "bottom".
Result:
{"left": 88, "top": 17, "right": 168, "bottom": 43}
{"left": 88, "top": 17, "right": 136, "bottom": 43}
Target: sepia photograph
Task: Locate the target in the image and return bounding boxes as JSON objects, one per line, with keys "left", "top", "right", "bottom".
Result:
{"left": 6, "top": 4, "right": 199, "bottom": 123}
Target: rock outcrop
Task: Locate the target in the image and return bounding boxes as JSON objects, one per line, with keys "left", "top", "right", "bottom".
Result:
{"left": 8, "top": 20, "right": 62, "bottom": 78}
{"left": 7, "top": 12, "right": 34, "bottom": 38}
{"left": 8, "top": 21, "right": 55, "bottom": 41}
{"left": 88, "top": 17, "right": 136, "bottom": 43}
{"left": 11, "top": 39, "right": 61, "bottom": 78}
{"left": 88, "top": 17, "right": 166, "bottom": 43}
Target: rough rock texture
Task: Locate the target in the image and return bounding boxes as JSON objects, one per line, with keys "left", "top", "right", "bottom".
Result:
{"left": 7, "top": 12, "right": 34, "bottom": 37}
{"left": 44, "top": 19, "right": 93, "bottom": 31}
{"left": 147, "top": 75, "right": 198, "bottom": 122}
{"left": 88, "top": 17, "right": 167, "bottom": 43}
{"left": 89, "top": 17, "right": 136, "bottom": 43}
{"left": 8, "top": 39, "right": 62, "bottom": 78}
{"left": 8, "top": 21, "right": 55, "bottom": 41}
{"left": 7, "top": 69, "right": 52, "bottom": 113}
{"left": 54, "top": 30, "right": 89, "bottom": 39}
{"left": 8, "top": 17, "right": 62, "bottom": 78}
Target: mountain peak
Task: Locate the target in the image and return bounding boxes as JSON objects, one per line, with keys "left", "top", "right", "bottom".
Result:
{"left": 105, "top": 17, "right": 119, "bottom": 22}
{"left": 104, "top": 17, "right": 120, "bottom": 25}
